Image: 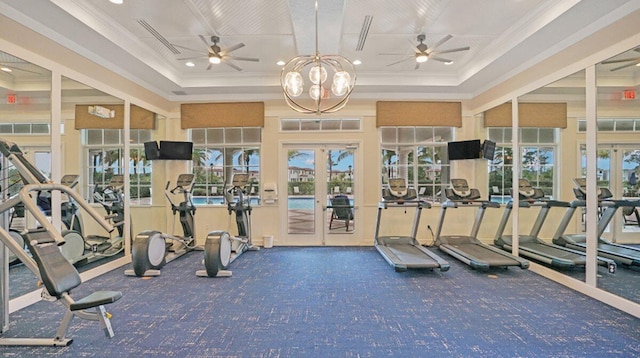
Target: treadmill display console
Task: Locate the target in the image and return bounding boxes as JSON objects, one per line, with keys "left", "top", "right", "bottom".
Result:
{"left": 451, "top": 179, "right": 471, "bottom": 198}
{"left": 518, "top": 179, "right": 535, "bottom": 198}
{"left": 388, "top": 178, "right": 408, "bottom": 197}
{"left": 573, "top": 177, "right": 606, "bottom": 199}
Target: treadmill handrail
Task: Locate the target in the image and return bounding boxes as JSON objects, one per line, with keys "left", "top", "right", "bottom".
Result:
{"left": 378, "top": 200, "right": 431, "bottom": 209}
{"left": 444, "top": 199, "right": 499, "bottom": 209}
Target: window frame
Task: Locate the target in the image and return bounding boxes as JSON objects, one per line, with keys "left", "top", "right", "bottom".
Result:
{"left": 380, "top": 126, "right": 453, "bottom": 203}
{"left": 83, "top": 128, "right": 152, "bottom": 205}
{"left": 487, "top": 127, "right": 558, "bottom": 202}
{"left": 190, "top": 127, "right": 261, "bottom": 206}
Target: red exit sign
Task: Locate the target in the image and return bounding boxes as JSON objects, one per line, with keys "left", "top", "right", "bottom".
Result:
{"left": 6, "top": 94, "right": 16, "bottom": 104}
{"left": 623, "top": 89, "right": 636, "bottom": 100}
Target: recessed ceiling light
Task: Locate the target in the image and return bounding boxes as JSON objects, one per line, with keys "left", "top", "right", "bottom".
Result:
{"left": 109, "top": 0, "right": 124, "bottom": 4}
{"left": 352, "top": 59, "right": 362, "bottom": 65}
{"left": 1, "top": 67, "right": 12, "bottom": 72}
{"left": 185, "top": 61, "right": 195, "bottom": 67}
{"left": 276, "top": 60, "right": 286, "bottom": 66}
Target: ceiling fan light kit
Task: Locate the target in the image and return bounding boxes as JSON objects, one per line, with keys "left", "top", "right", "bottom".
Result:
{"left": 280, "top": 0, "right": 357, "bottom": 114}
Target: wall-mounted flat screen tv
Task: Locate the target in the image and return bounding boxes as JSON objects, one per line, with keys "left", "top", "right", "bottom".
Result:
{"left": 159, "top": 141, "right": 193, "bottom": 160}
{"left": 447, "top": 139, "right": 481, "bottom": 161}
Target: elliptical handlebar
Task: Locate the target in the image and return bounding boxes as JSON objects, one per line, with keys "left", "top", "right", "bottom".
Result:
{"left": 164, "top": 174, "right": 196, "bottom": 214}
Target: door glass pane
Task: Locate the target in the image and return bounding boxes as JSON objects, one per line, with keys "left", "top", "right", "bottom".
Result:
{"left": 287, "top": 149, "right": 315, "bottom": 234}
{"left": 327, "top": 148, "right": 354, "bottom": 233}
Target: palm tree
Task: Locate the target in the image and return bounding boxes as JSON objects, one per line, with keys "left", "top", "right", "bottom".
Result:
{"left": 327, "top": 149, "right": 353, "bottom": 181}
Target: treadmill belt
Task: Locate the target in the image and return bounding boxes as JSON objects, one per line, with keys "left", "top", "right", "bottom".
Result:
{"left": 382, "top": 244, "right": 439, "bottom": 268}
{"left": 448, "top": 243, "right": 520, "bottom": 266}
{"left": 520, "top": 242, "right": 586, "bottom": 264}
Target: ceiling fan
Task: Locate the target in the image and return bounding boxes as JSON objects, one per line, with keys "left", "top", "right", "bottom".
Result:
{"left": 381, "top": 34, "right": 470, "bottom": 70}
{"left": 176, "top": 35, "right": 259, "bottom": 71}
{"left": 600, "top": 48, "right": 640, "bottom": 71}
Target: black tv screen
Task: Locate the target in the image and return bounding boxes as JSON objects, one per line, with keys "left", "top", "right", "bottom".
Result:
{"left": 447, "top": 140, "right": 481, "bottom": 161}
{"left": 159, "top": 141, "right": 193, "bottom": 160}
{"left": 482, "top": 140, "right": 496, "bottom": 160}
{"left": 144, "top": 141, "right": 160, "bottom": 160}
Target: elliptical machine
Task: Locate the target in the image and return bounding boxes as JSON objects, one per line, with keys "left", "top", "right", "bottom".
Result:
{"left": 196, "top": 172, "right": 259, "bottom": 277}
{"left": 126, "top": 173, "right": 198, "bottom": 277}
{"left": 56, "top": 175, "right": 127, "bottom": 266}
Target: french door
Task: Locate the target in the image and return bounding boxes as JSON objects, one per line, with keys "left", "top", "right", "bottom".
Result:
{"left": 581, "top": 143, "right": 640, "bottom": 242}
{"left": 280, "top": 143, "right": 358, "bottom": 245}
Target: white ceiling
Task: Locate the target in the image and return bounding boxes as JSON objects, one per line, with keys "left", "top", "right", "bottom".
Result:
{"left": 1, "top": 0, "right": 640, "bottom": 102}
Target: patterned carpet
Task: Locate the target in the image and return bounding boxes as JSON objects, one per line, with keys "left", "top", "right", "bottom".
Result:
{"left": 1, "top": 247, "right": 639, "bottom": 357}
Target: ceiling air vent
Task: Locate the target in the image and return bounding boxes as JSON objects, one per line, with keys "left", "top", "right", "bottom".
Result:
{"left": 172, "top": 90, "right": 187, "bottom": 95}
{"left": 356, "top": 15, "right": 373, "bottom": 51}
{"left": 137, "top": 19, "right": 180, "bottom": 55}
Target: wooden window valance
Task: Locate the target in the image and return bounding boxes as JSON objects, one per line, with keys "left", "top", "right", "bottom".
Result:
{"left": 484, "top": 102, "right": 567, "bottom": 128}
{"left": 376, "top": 101, "right": 462, "bottom": 127}
{"left": 74, "top": 104, "right": 155, "bottom": 129}
{"left": 181, "top": 102, "right": 265, "bottom": 129}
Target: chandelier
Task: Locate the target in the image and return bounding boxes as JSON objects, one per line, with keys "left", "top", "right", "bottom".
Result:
{"left": 280, "top": 0, "right": 357, "bottom": 114}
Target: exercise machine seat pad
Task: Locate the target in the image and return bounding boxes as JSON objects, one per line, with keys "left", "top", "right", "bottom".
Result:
{"left": 70, "top": 291, "right": 123, "bottom": 311}
{"left": 25, "top": 229, "right": 82, "bottom": 298}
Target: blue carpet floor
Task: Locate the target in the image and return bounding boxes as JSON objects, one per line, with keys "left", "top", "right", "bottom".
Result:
{"left": 1, "top": 246, "right": 639, "bottom": 357}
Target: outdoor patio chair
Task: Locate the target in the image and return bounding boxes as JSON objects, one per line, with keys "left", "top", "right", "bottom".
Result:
{"left": 329, "top": 195, "right": 353, "bottom": 231}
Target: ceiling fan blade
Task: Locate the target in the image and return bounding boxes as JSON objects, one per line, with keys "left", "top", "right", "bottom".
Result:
{"left": 386, "top": 57, "right": 413, "bottom": 67}
{"left": 224, "top": 43, "right": 245, "bottom": 53}
{"left": 176, "top": 56, "right": 208, "bottom": 61}
{"left": 431, "top": 34, "right": 453, "bottom": 50}
{"left": 601, "top": 57, "right": 640, "bottom": 64}
{"left": 198, "top": 35, "right": 214, "bottom": 54}
{"left": 429, "top": 56, "right": 453, "bottom": 63}
{"left": 226, "top": 56, "right": 259, "bottom": 62}
{"left": 611, "top": 61, "right": 640, "bottom": 71}
{"left": 224, "top": 62, "right": 243, "bottom": 71}
{"left": 432, "top": 46, "right": 470, "bottom": 55}
{"left": 172, "top": 44, "right": 202, "bottom": 53}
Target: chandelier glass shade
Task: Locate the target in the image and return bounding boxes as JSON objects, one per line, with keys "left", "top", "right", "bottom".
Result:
{"left": 280, "top": 1, "right": 356, "bottom": 114}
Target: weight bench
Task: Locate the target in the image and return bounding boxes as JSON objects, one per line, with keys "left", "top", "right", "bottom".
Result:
{"left": 0, "top": 228, "right": 122, "bottom": 347}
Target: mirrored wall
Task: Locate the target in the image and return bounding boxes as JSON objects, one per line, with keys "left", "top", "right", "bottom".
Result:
{"left": 0, "top": 50, "right": 51, "bottom": 298}
{"left": 593, "top": 47, "right": 640, "bottom": 304}
{"left": 60, "top": 76, "right": 127, "bottom": 274}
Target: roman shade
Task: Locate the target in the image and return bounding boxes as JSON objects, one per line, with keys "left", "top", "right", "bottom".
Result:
{"left": 484, "top": 102, "right": 567, "bottom": 128}
{"left": 376, "top": 101, "right": 462, "bottom": 127}
{"left": 181, "top": 102, "right": 265, "bottom": 129}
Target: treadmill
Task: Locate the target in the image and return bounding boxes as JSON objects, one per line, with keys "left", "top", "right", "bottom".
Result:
{"left": 435, "top": 179, "right": 529, "bottom": 270}
{"left": 494, "top": 179, "right": 616, "bottom": 273}
{"left": 552, "top": 178, "right": 640, "bottom": 267}
{"left": 374, "top": 178, "right": 450, "bottom": 272}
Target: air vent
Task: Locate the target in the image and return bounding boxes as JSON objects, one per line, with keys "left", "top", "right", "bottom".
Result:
{"left": 356, "top": 15, "right": 373, "bottom": 51}
{"left": 172, "top": 90, "right": 187, "bottom": 95}
{"left": 137, "top": 19, "right": 180, "bottom": 55}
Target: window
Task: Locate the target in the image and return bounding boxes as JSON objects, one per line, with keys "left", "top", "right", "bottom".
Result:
{"left": 84, "top": 129, "right": 152, "bottom": 205}
{"left": 281, "top": 118, "right": 360, "bottom": 131}
{"left": 487, "top": 128, "right": 557, "bottom": 202}
{"left": 0, "top": 122, "right": 51, "bottom": 135}
{"left": 191, "top": 128, "right": 261, "bottom": 206}
{"left": 577, "top": 118, "right": 640, "bottom": 132}
{"left": 380, "top": 127, "right": 453, "bottom": 202}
